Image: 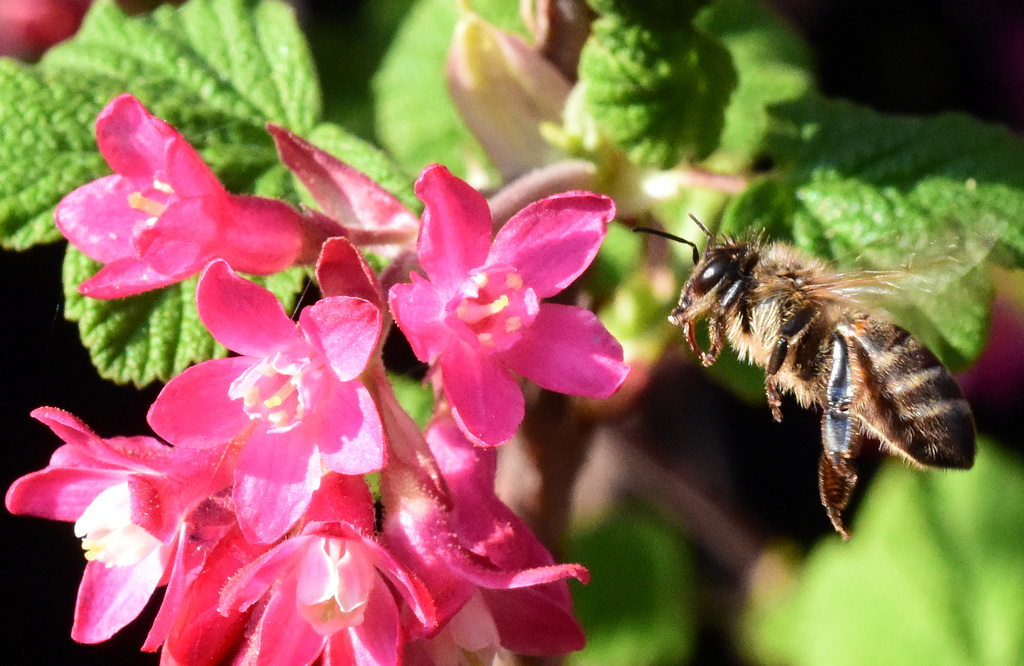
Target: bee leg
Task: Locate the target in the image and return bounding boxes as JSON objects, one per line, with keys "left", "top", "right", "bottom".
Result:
{"left": 704, "top": 318, "right": 724, "bottom": 366}
{"left": 764, "top": 306, "right": 816, "bottom": 423}
{"left": 819, "top": 332, "right": 860, "bottom": 539}
{"left": 766, "top": 378, "right": 784, "bottom": 423}
{"left": 685, "top": 319, "right": 723, "bottom": 367}
{"left": 819, "top": 451, "right": 857, "bottom": 540}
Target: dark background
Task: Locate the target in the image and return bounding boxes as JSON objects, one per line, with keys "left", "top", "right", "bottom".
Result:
{"left": 4, "top": 0, "right": 1024, "bottom": 662}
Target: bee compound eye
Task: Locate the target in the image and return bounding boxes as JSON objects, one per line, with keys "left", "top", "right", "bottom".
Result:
{"left": 692, "top": 257, "right": 729, "bottom": 295}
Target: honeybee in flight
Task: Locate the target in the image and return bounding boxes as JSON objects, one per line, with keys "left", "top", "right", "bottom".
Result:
{"left": 638, "top": 217, "right": 976, "bottom": 538}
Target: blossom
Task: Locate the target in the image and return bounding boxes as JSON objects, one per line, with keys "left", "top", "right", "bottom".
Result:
{"left": 384, "top": 416, "right": 588, "bottom": 661}
{"left": 148, "top": 260, "right": 385, "bottom": 544}
{"left": 4, "top": 407, "right": 229, "bottom": 644}
{"left": 446, "top": 10, "right": 572, "bottom": 182}
{"left": 55, "top": 94, "right": 309, "bottom": 298}
{"left": 388, "top": 164, "right": 629, "bottom": 446}
{"left": 218, "top": 475, "right": 435, "bottom": 666}
{"left": 269, "top": 125, "right": 420, "bottom": 260}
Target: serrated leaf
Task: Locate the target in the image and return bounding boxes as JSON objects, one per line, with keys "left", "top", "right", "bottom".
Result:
{"left": 743, "top": 439, "right": 1024, "bottom": 666}
{"left": 0, "top": 60, "right": 108, "bottom": 249}
{"left": 722, "top": 95, "right": 1024, "bottom": 368}
{"left": 696, "top": 0, "right": 815, "bottom": 167}
{"left": 371, "top": 0, "right": 523, "bottom": 181}
{"left": 566, "top": 502, "right": 696, "bottom": 666}
{"left": 579, "top": 2, "right": 737, "bottom": 168}
{"left": 0, "top": 0, "right": 319, "bottom": 251}
{"left": 63, "top": 247, "right": 306, "bottom": 386}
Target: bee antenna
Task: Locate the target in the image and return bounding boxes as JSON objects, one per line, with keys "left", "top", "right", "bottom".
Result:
{"left": 632, "top": 225, "right": 701, "bottom": 264}
{"left": 688, "top": 214, "right": 713, "bottom": 241}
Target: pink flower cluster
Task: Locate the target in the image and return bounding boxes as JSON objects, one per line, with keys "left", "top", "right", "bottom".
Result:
{"left": 7, "top": 95, "right": 629, "bottom": 665}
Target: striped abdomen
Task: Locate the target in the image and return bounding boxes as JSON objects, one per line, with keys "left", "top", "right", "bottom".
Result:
{"left": 841, "top": 315, "right": 975, "bottom": 469}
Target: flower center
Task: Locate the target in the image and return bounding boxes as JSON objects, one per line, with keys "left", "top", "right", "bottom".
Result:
{"left": 229, "top": 352, "right": 319, "bottom": 431}
{"left": 426, "top": 591, "right": 502, "bottom": 665}
{"left": 296, "top": 537, "right": 377, "bottom": 636}
{"left": 127, "top": 178, "right": 174, "bottom": 224}
{"left": 448, "top": 265, "right": 537, "bottom": 352}
{"left": 74, "top": 483, "right": 163, "bottom": 567}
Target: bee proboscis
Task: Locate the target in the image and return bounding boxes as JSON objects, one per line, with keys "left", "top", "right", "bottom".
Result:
{"left": 637, "top": 217, "right": 976, "bottom": 538}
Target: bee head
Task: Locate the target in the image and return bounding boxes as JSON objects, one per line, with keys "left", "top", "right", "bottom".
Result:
{"left": 631, "top": 215, "right": 753, "bottom": 322}
{"left": 671, "top": 243, "right": 748, "bottom": 322}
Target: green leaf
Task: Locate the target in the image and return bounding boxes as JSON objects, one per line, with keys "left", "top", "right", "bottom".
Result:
{"left": 63, "top": 247, "right": 306, "bottom": 386}
{"left": 387, "top": 372, "right": 434, "bottom": 429}
{"left": 696, "top": 0, "right": 815, "bottom": 167}
{"left": 371, "top": 0, "right": 523, "bottom": 180}
{"left": 722, "top": 95, "right": 1024, "bottom": 369}
{"left": 566, "top": 502, "right": 697, "bottom": 666}
{"left": 0, "top": 0, "right": 319, "bottom": 251}
{"left": 744, "top": 439, "right": 1024, "bottom": 666}
{"left": 0, "top": 60, "right": 107, "bottom": 249}
{"left": 579, "top": 0, "right": 737, "bottom": 168}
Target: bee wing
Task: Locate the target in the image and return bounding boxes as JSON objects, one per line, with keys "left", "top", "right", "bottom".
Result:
{"left": 801, "top": 268, "right": 907, "bottom": 306}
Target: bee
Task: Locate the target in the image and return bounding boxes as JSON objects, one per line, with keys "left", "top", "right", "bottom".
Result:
{"left": 637, "top": 217, "right": 976, "bottom": 538}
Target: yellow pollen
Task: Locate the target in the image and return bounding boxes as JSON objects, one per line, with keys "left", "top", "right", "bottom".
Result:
{"left": 242, "top": 385, "right": 261, "bottom": 410}
{"left": 472, "top": 273, "right": 489, "bottom": 289}
{"left": 81, "top": 540, "right": 103, "bottom": 561}
{"left": 489, "top": 294, "right": 509, "bottom": 314}
{"left": 267, "top": 410, "right": 290, "bottom": 427}
{"left": 152, "top": 179, "right": 174, "bottom": 193}
{"left": 505, "top": 273, "right": 523, "bottom": 290}
{"left": 127, "top": 192, "right": 166, "bottom": 217}
{"left": 263, "top": 380, "right": 297, "bottom": 410}
{"left": 477, "top": 332, "right": 494, "bottom": 346}
{"left": 505, "top": 316, "right": 522, "bottom": 333}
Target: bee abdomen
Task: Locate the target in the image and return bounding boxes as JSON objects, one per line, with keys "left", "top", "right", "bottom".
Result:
{"left": 844, "top": 318, "right": 976, "bottom": 470}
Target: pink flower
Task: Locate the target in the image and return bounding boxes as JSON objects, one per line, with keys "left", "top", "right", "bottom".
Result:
{"left": 148, "top": 260, "right": 385, "bottom": 544}
{"left": 384, "top": 416, "right": 588, "bottom": 660}
{"left": 56, "top": 94, "right": 309, "bottom": 298}
{"left": 269, "top": 125, "right": 420, "bottom": 260}
{"left": 388, "top": 165, "right": 629, "bottom": 446}
{"left": 5, "top": 407, "right": 229, "bottom": 644}
{"left": 218, "top": 475, "right": 435, "bottom": 666}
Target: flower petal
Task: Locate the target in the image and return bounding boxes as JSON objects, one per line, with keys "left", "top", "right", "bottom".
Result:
{"left": 347, "top": 578, "right": 402, "bottom": 666}
{"left": 5, "top": 467, "right": 123, "bottom": 521}
{"left": 254, "top": 579, "right": 327, "bottom": 666}
{"left": 488, "top": 191, "right": 614, "bottom": 298}
{"left": 76, "top": 257, "right": 184, "bottom": 299}
{"left": 196, "top": 260, "right": 301, "bottom": 357}
{"left": 441, "top": 340, "right": 523, "bottom": 447}
{"left": 388, "top": 273, "right": 452, "bottom": 362}
{"left": 316, "top": 236, "right": 385, "bottom": 307}
{"left": 317, "top": 383, "right": 386, "bottom": 475}
{"left": 233, "top": 428, "right": 321, "bottom": 544}
{"left": 498, "top": 303, "right": 628, "bottom": 398}
{"left": 71, "top": 546, "right": 169, "bottom": 643}
{"left": 481, "top": 585, "right": 585, "bottom": 655}
{"left": 268, "top": 125, "right": 419, "bottom": 237}
{"left": 132, "top": 196, "right": 221, "bottom": 275}
{"left": 96, "top": 94, "right": 179, "bottom": 181}
{"left": 147, "top": 356, "right": 255, "bottom": 448}
{"left": 415, "top": 165, "right": 492, "bottom": 288}
{"left": 55, "top": 174, "right": 143, "bottom": 262}
{"left": 300, "top": 296, "right": 381, "bottom": 382}
{"left": 217, "top": 195, "right": 305, "bottom": 274}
